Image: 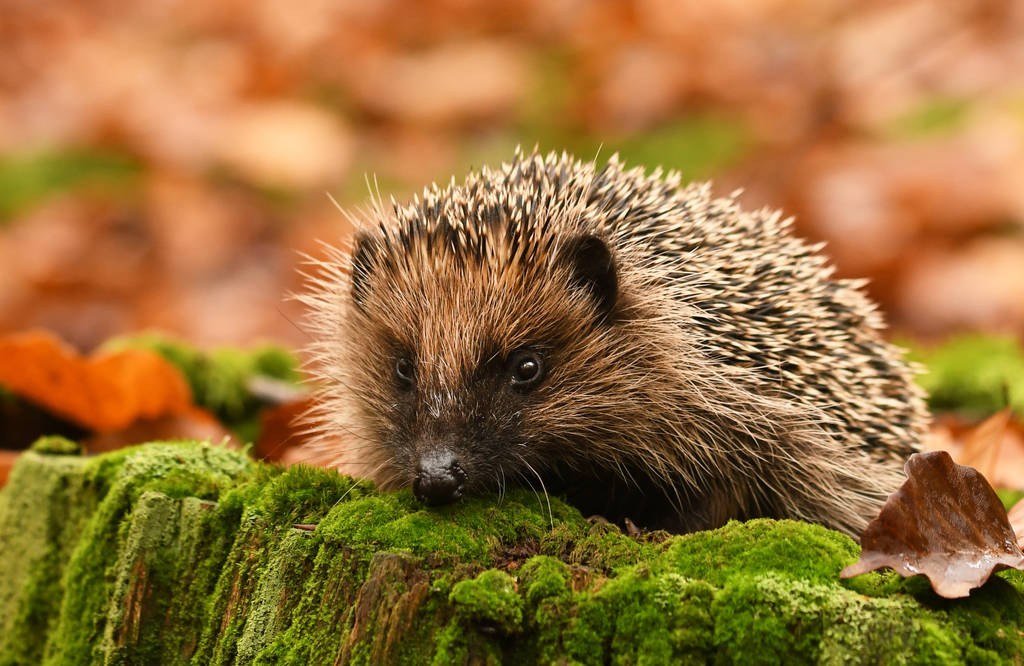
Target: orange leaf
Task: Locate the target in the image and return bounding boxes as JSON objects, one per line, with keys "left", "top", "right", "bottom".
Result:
{"left": 960, "top": 408, "right": 1011, "bottom": 483}
{"left": 923, "top": 413, "right": 1024, "bottom": 492}
{"left": 0, "top": 330, "right": 192, "bottom": 432}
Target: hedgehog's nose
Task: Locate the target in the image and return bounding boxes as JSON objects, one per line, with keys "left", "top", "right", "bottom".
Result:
{"left": 413, "top": 450, "right": 466, "bottom": 506}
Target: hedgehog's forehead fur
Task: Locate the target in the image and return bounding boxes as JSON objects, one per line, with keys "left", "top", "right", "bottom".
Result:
{"left": 346, "top": 150, "right": 671, "bottom": 387}
{"left": 361, "top": 148, "right": 679, "bottom": 278}
{"left": 378, "top": 151, "right": 599, "bottom": 272}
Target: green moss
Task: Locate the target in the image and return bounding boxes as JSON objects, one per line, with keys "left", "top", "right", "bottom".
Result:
{"left": 657, "top": 519, "right": 859, "bottom": 587}
{"left": 921, "top": 576, "right": 1024, "bottom": 661}
{"left": 431, "top": 620, "right": 504, "bottom": 666}
{"left": 168, "top": 496, "right": 247, "bottom": 662}
{"left": 567, "top": 521, "right": 660, "bottom": 572}
{"left": 192, "top": 514, "right": 276, "bottom": 665}
{"left": 515, "top": 557, "right": 576, "bottom": 663}
{"left": 0, "top": 451, "right": 93, "bottom": 666}
{"left": 712, "top": 573, "right": 960, "bottom": 665}
{"left": 0, "top": 148, "right": 139, "bottom": 222}
{"left": 28, "top": 435, "right": 83, "bottom": 455}
{"left": 42, "top": 442, "right": 253, "bottom": 665}
{"left": 885, "top": 97, "right": 972, "bottom": 139}
{"left": 254, "top": 463, "right": 369, "bottom": 525}
{"left": 98, "top": 491, "right": 202, "bottom": 664}
{"left": 233, "top": 530, "right": 321, "bottom": 663}
{"left": 606, "top": 115, "right": 752, "bottom": 181}
{"left": 515, "top": 519, "right": 1024, "bottom": 664}
{"left": 3, "top": 441, "right": 1024, "bottom": 664}
{"left": 519, "top": 556, "right": 572, "bottom": 610}
{"left": 906, "top": 334, "right": 1024, "bottom": 417}
{"left": 101, "top": 334, "right": 302, "bottom": 443}
{"left": 316, "top": 489, "right": 586, "bottom": 566}
{"left": 191, "top": 463, "right": 353, "bottom": 665}
{"left": 450, "top": 569, "right": 523, "bottom": 634}
{"left": 251, "top": 345, "right": 302, "bottom": 382}
{"left": 557, "top": 569, "right": 717, "bottom": 665}
{"left": 998, "top": 489, "right": 1024, "bottom": 512}
{"left": 252, "top": 544, "right": 368, "bottom": 665}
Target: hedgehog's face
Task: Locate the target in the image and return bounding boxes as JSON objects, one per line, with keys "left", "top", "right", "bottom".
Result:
{"left": 344, "top": 229, "right": 623, "bottom": 506}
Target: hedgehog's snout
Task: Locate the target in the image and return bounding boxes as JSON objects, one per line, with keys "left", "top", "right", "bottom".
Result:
{"left": 412, "top": 450, "right": 466, "bottom": 506}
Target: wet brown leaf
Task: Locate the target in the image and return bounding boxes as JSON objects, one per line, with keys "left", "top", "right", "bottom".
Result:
{"left": 841, "top": 450, "right": 1024, "bottom": 598}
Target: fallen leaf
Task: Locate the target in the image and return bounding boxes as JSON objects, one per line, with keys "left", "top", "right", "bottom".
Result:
{"left": 841, "top": 450, "right": 1024, "bottom": 598}
{"left": 1009, "top": 499, "right": 1024, "bottom": 550}
{"left": 897, "top": 238, "right": 1024, "bottom": 335}
{"left": 959, "top": 408, "right": 1011, "bottom": 484}
{"left": 215, "top": 102, "right": 354, "bottom": 189}
{"left": 348, "top": 41, "right": 527, "bottom": 125}
{"left": 922, "top": 414, "right": 1024, "bottom": 492}
{"left": 0, "top": 330, "right": 193, "bottom": 432}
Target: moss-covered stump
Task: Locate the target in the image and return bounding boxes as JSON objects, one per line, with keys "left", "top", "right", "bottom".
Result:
{"left": 1, "top": 441, "right": 1023, "bottom": 665}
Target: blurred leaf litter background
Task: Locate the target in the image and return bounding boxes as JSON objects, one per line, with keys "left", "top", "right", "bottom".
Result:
{"left": 1, "top": 0, "right": 1023, "bottom": 351}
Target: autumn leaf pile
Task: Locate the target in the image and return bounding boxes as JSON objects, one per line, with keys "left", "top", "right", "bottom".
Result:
{"left": 1, "top": 0, "right": 1023, "bottom": 350}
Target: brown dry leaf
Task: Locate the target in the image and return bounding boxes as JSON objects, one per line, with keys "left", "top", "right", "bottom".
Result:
{"left": 923, "top": 414, "right": 1024, "bottom": 492}
{"left": 841, "top": 450, "right": 1024, "bottom": 598}
{"left": 959, "top": 408, "right": 1012, "bottom": 484}
{"left": 0, "top": 330, "right": 192, "bottom": 432}
{"left": 348, "top": 41, "right": 527, "bottom": 125}
{"left": 898, "top": 239, "right": 1024, "bottom": 335}
{"left": 215, "top": 101, "right": 354, "bottom": 190}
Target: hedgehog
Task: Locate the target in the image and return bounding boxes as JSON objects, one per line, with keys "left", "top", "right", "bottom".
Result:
{"left": 300, "top": 149, "right": 929, "bottom": 538}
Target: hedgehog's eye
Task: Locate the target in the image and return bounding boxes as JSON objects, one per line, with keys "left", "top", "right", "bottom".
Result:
{"left": 508, "top": 351, "right": 544, "bottom": 389}
{"left": 395, "top": 357, "right": 416, "bottom": 388}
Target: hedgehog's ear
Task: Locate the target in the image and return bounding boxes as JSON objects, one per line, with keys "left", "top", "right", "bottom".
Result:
{"left": 563, "top": 234, "right": 618, "bottom": 321}
{"left": 350, "top": 235, "right": 375, "bottom": 311}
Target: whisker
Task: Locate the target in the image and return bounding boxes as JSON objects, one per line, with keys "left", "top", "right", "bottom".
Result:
{"left": 513, "top": 465, "right": 543, "bottom": 516}
{"left": 496, "top": 464, "right": 507, "bottom": 506}
{"left": 520, "top": 458, "right": 553, "bottom": 529}
{"left": 330, "top": 456, "right": 394, "bottom": 509}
